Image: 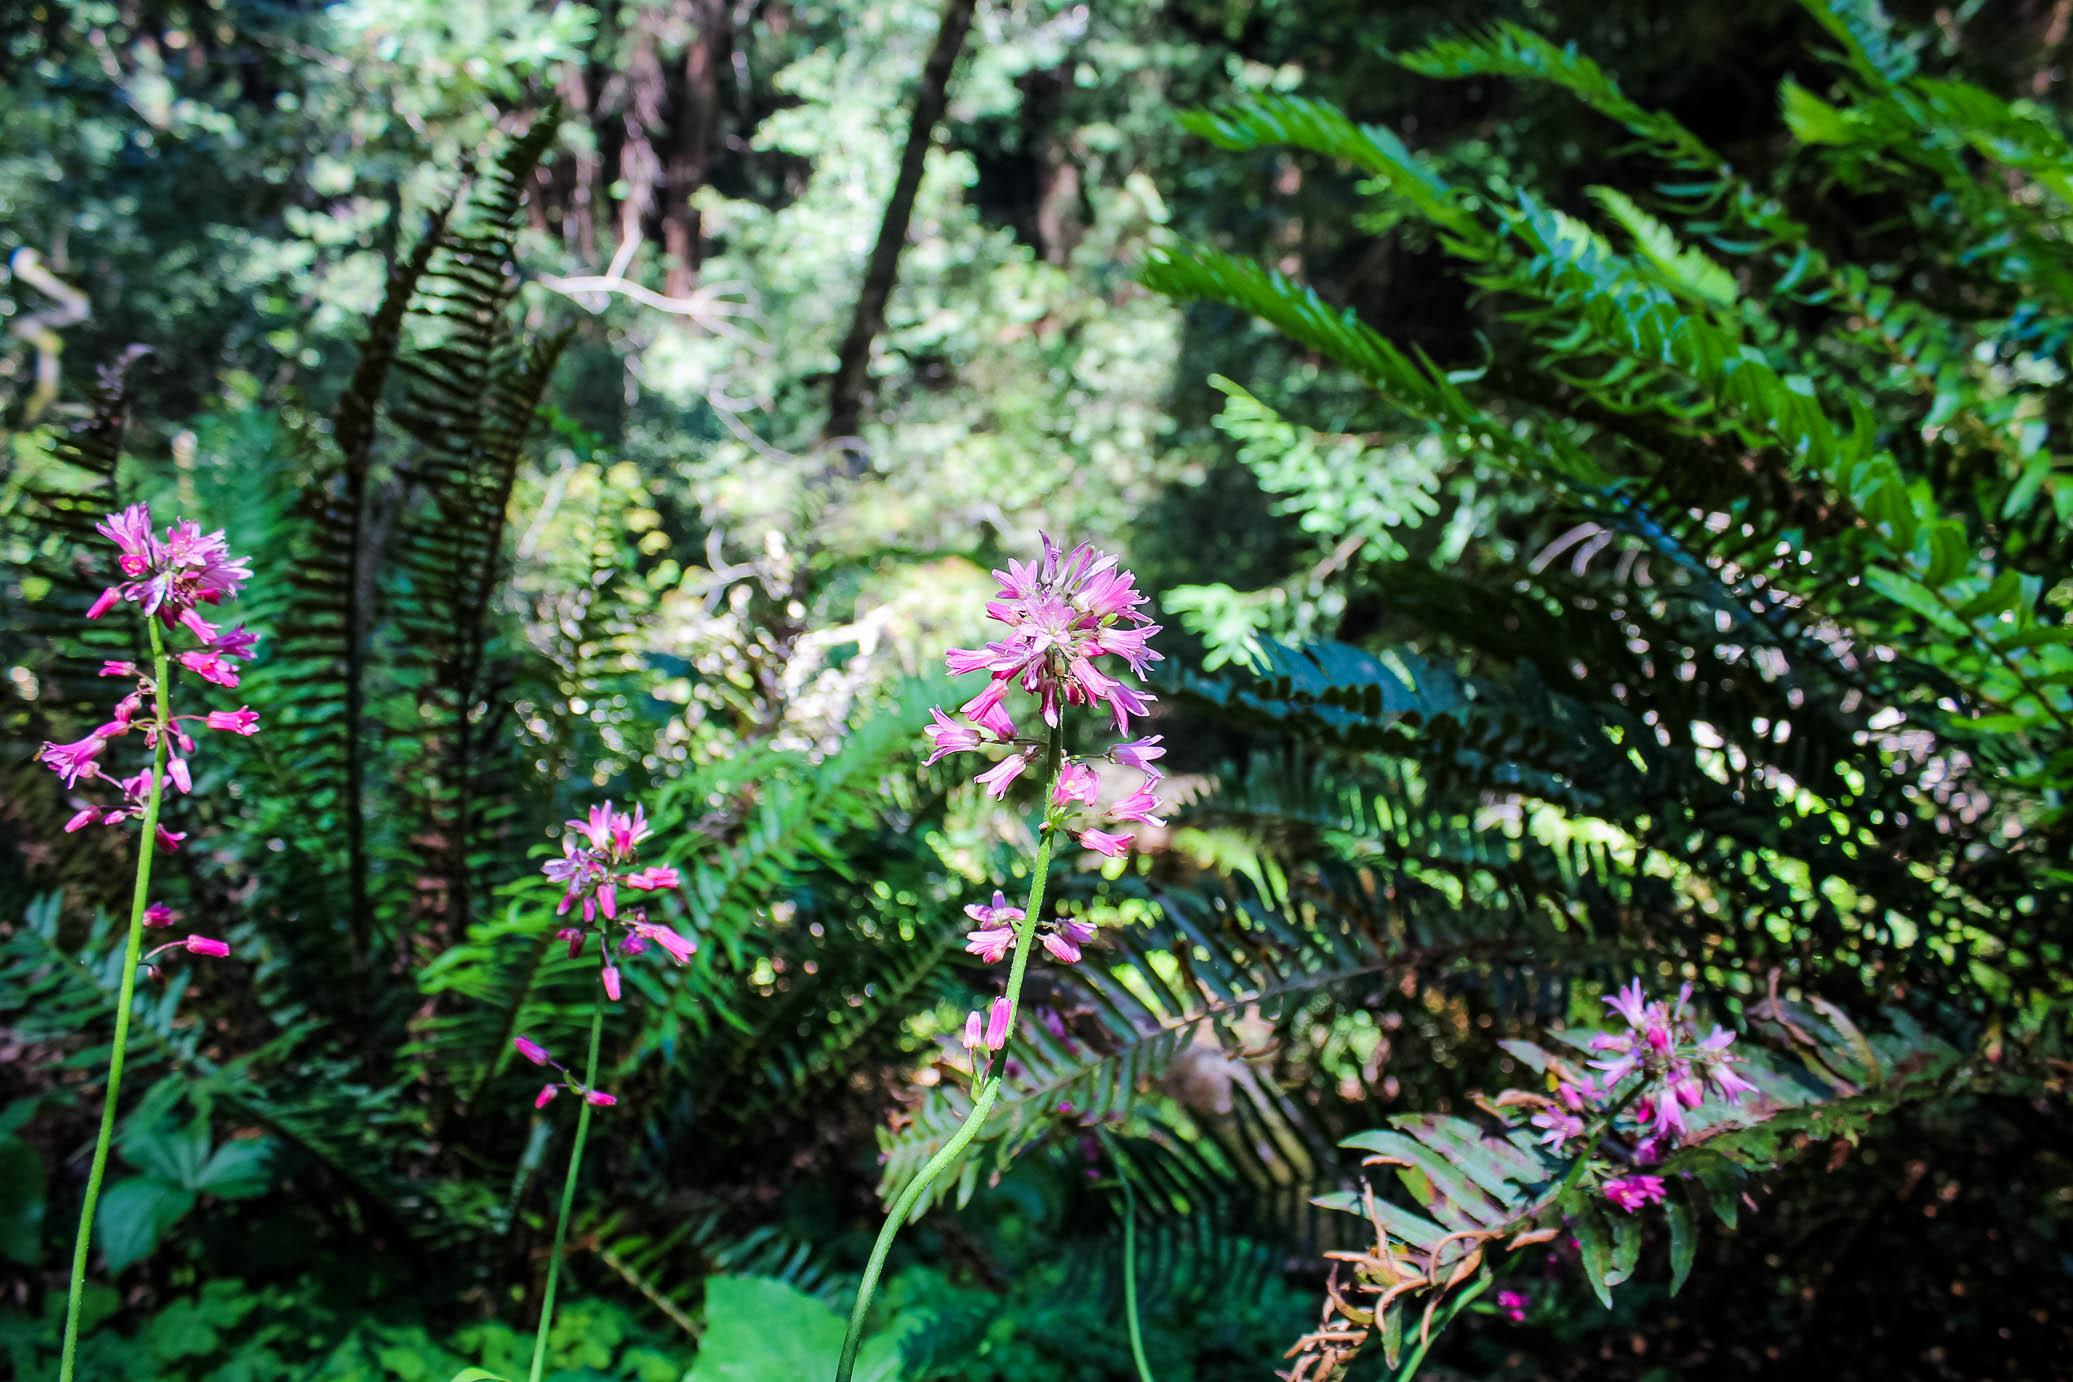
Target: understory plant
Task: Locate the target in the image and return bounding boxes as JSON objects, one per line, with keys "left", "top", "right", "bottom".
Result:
{"left": 39, "top": 504, "right": 258, "bottom": 1382}
{"left": 519, "top": 802, "right": 690, "bottom": 1382}
{"left": 836, "top": 534, "right": 1168, "bottom": 1380}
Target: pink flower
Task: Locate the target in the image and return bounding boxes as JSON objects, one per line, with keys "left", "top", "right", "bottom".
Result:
{"left": 584, "top": 1090, "right": 617, "bottom": 1107}
{"left": 143, "top": 903, "right": 176, "bottom": 927}
{"left": 182, "top": 935, "right": 229, "bottom": 957}
{"left": 1111, "top": 735, "right": 1165, "bottom": 773}
{"left": 1106, "top": 781, "right": 1165, "bottom": 826}
{"left": 1076, "top": 827, "right": 1131, "bottom": 857}
{"left": 1052, "top": 762, "right": 1100, "bottom": 806}
{"left": 942, "top": 534, "right": 1162, "bottom": 740}
{"left": 984, "top": 996, "right": 1011, "bottom": 1050}
{"left": 923, "top": 707, "right": 985, "bottom": 764}
{"left": 178, "top": 652, "right": 240, "bottom": 687}
{"left": 88, "top": 505, "right": 252, "bottom": 630}
{"left": 1041, "top": 931, "right": 1083, "bottom": 964}
{"left": 1603, "top": 978, "right": 1651, "bottom": 1029}
{"left": 973, "top": 754, "right": 1031, "bottom": 799}
{"left": 514, "top": 1036, "right": 550, "bottom": 1065}
{"left": 965, "top": 927, "right": 1015, "bottom": 964}
{"left": 39, "top": 735, "right": 108, "bottom": 788}
{"left": 1041, "top": 917, "right": 1096, "bottom": 964}
{"left": 629, "top": 921, "right": 696, "bottom": 964}
{"left": 536, "top": 1085, "right": 559, "bottom": 1109}
{"left": 100, "top": 660, "right": 137, "bottom": 678}
{"left": 601, "top": 965, "right": 621, "bottom": 1001}
{"left": 1496, "top": 1288, "right": 1529, "bottom": 1323}
{"left": 166, "top": 754, "right": 192, "bottom": 794}
{"left": 964, "top": 890, "right": 1024, "bottom": 927}
{"left": 208, "top": 625, "right": 261, "bottom": 662}
{"left": 558, "top": 926, "right": 586, "bottom": 959}
{"left": 1603, "top": 1174, "right": 1667, "bottom": 1213}
{"left": 962, "top": 1011, "right": 984, "bottom": 1052}
{"left": 204, "top": 708, "right": 261, "bottom": 735}
{"left": 1530, "top": 1107, "right": 1585, "bottom": 1148}
{"left": 625, "top": 866, "right": 680, "bottom": 891}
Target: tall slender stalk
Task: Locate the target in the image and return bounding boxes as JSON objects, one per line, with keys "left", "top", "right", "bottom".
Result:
{"left": 834, "top": 723, "right": 1064, "bottom": 1382}
{"left": 1097, "top": 1128, "right": 1156, "bottom": 1382}
{"left": 526, "top": 982, "right": 605, "bottom": 1382}
{"left": 57, "top": 619, "right": 171, "bottom": 1382}
{"left": 528, "top": 986, "right": 607, "bottom": 1382}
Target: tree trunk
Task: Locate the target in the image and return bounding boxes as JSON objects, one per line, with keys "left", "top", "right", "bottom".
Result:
{"left": 823, "top": 0, "right": 978, "bottom": 449}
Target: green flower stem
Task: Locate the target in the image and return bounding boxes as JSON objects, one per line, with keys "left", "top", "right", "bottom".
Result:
{"left": 834, "top": 723, "right": 1065, "bottom": 1382}
{"left": 1096, "top": 1128, "right": 1156, "bottom": 1382}
{"left": 57, "top": 618, "right": 172, "bottom": 1382}
{"left": 528, "top": 984, "right": 607, "bottom": 1382}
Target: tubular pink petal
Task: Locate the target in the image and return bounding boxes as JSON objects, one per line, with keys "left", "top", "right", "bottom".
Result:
{"left": 535, "top": 1085, "right": 559, "bottom": 1109}
{"left": 984, "top": 996, "right": 1011, "bottom": 1050}
{"left": 514, "top": 1036, "right": 551, "bottom": 1065}
{"left": 584, "top": 1090, "right": 617, "bottom": 1107}
{"left": 973, "top": 754, "right": 1030, "bottom": 800}
{"left": 601, "top": 965, "right": 621, "bottom": 1001}
{"left": 182, "top": 935, "right": 229, "bottom": 957}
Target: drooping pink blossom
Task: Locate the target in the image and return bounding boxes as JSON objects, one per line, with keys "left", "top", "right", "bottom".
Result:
{"left": 973, "top": 754, "right": 1031, "bottom": 800}
{"left": 1076, "top": 828, "right": 1131, "bottom": 858}
{"left": 203, "top": 708, "right": 261, "bottom": 735}
{"left": 142, "top": 903, "right": 176, "bottom": 927}
{"left": 624, "top": 866, "right": 681, "bottom": 892}
{"left": 514, "top": 1036, "right": 550, "bottom": 1065}
{"left": 583, "top": 1090, "right": 617, "bottom": 1107}
{"left": 1111, "top": 735, "right": 1165, "bottom": 774}
{"left": 629, "top": 920, "right": 696, "bottom": 964}
{"left": 965, "top": 927, "right": 1015, "bottom": 964}
{"left": 1496, "top": 1288, "right": 1529, "bottom": 1323}
{"left": 984, "top": 996, "right": 1012, "bottom": 1050}
{"left": 536, "top": 1085, "right": 559, "bottom": 1109}
{"left": 39, "top": 735, "right": 107, "bottom": 788}
{"left": 962, "top": 1011, "right": 984, "bottom": 1052}
{"left": 923, "top": 708, "right": 985, "bottom": 764}
{"left": 601, "top": 965, "right": 621, "bottom": 1001}
{"left": 1603, "top": 1174, "right": 1667, "bottom": 1213}
{"left": 182, "top": 935, "right": 229, "bottom": 957}
{"left": 1106, "top": 782, "right": 1165, "bottom": 826}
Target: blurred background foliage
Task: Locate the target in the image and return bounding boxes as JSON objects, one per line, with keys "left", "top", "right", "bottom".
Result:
{"left": 2, "top": 0, "right": 2071, "bottom": 1378}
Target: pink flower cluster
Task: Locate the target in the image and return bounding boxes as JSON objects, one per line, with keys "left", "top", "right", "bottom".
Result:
{"left": 38, "top": 504, "right": 261, "bottom": 852}
{"left": 1517, "top": 980, "right": 1756, "bottom": 1213}
{"left": 925, "top": 535, "right": 1169, "bottom": 862}
{"left": 962, "top": 889, "right": 1096, "bottom": 967}
{"left": 542, "top": 802, "right": 694, "bottom": 1000}
{"left": 512, "top": 1034, "right": 617, "bottom": 1110}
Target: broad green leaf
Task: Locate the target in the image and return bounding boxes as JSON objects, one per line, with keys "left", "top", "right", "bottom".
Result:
{"left": 96, "top": 1176, "right": 196, "bottom": 1272}
{"left": 123, "top": 1116, "right": 212, "bottom": 1188}
{"left": 194, "top": 1138, "right": 276, "bottom": 1199}
{"left": 447, "top": 1370, "right": 507, "bottom": 1381}
{"left": 684, "top": 1276, "right": 918, "bottom": 1382}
